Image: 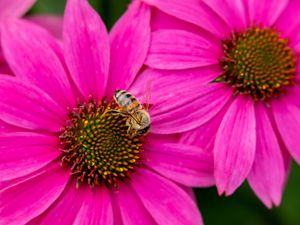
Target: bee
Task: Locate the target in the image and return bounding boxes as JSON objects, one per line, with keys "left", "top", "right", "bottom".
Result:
{"left": 109, "top": 89, "right": 151, "bottom": 135}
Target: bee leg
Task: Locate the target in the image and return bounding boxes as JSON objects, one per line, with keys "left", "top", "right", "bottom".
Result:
{"left": 106, "top": 109, "right": 120, "bottom": 115}
{"left": 126, "top": 119, "right": 136, "bottom": 134}
{"left": 106, "top": 109, "right": 128, "bottom": 117}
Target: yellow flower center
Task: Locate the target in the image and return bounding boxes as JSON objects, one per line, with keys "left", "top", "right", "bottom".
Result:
{"left": 59, "top": 98, "right": 143, "bottom": 188}
{"left": 217, "top": 27, "right": 296, "bottom": 101}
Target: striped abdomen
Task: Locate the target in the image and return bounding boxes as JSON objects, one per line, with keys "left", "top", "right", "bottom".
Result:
{"left": 114, "top": 90, "right": 141, "bottom": 113}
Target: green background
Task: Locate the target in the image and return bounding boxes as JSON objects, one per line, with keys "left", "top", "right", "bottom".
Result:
{"left": 29, "top": 1, "right": 300, "bottom": 224}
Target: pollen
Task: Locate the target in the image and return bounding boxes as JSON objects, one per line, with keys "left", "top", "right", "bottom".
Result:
{"left": 217, "top": 27, "right": 297, "bottom": 101}
{"left": 59, "top": 97, "right": 144, "bottom": 188}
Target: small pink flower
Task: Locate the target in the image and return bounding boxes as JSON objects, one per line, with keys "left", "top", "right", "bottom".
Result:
{"left": 140, "top": 0, "right": 300, "bottom": 207}
{"left": 0, "top": 0, "right": 213, "bottom": 224}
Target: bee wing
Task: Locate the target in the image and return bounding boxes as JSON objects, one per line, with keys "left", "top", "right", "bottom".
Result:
{"left": 132, "top": 111, "right": 145, "bottom": 124}
{"left": 144, "top": 79, "right": 152, "bottom": 111}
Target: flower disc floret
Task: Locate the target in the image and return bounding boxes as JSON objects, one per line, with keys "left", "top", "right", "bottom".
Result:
{"left": 218, "top": 27, "right": 296, "bottom": 101}
{"left": 59, "top": 98, "right": 143, "bottom": 188}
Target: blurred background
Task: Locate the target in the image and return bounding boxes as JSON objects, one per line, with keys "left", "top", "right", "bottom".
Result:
{"left": 28, "top": 1, "right": 300, "bottom": 225}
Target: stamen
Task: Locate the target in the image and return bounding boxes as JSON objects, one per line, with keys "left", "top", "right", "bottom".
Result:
{"left": 216, "top": 27, "right": 297, "bottom": 101}
{"left": 59, "top": 98, "right": 144, "bottom": 188}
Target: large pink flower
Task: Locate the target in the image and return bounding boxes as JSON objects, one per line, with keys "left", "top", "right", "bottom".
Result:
{"left": 0, "top": 0, "right": 213, "bottom": 224}
{"left": 140, "top": 0, "right": 300, "bottom": 208}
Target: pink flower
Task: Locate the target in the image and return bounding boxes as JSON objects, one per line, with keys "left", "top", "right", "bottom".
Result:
{"left": 0, "top": 0, "right": 36, "bottom": 21}
{"left": 0, "top": 0, "right": 213, "bottom": 224}
{"left": 140, "top": 0, "right": 300, "bottom": 208}
{"left": 0, "top": 0, "right": 63, "bottom": 74}
{"left": 0, "top": 0, "right": 36, "bottom": 74}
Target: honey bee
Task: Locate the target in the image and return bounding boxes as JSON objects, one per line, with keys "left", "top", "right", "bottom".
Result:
{"left": 109, "top": 89, "right": 151, "bottom": 135}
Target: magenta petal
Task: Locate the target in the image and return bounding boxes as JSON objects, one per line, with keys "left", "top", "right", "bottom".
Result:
{"left": 0, "top": 76, "right": 66, "bottom": 132}
{"left": 64, "top": 0, "right": 109, "bottom": 100}
{"left": 129, "top": 67, "right": 232, "bottom": 134}
{"left": 131, "top": 169, "right": 203, "bottom": 225}
{"left": 115, "top": 183, "right": 156, "bottom": 225}
{"left": 129, "top": 67, "right": 221, "bottom": 104}
{"left": 274, "top": 0, "right": 300, "bottom": 37}
{"left": 0, "top": 165, "right": 69, "bottom": 225}
{"left": 107, "top": 1, "right": 150, "bottom": 96}
{"left": 272, "top": 0, "right": 300, "bottom": 52}
{"left": 0, "top": 0, "right": 36, "bottom": 20}
{"left": 73, "top": 187, "right": 113, "bottom": 225}
{"left": 0, "top": 132, "right": 60, "bottom": 181}
{"left": 180, "top": 103, "right": 229, "bottom": 151}
{"left": 144, "top": 142, "right": 214, "bottom": 187}
{"left": 0, "top": 166, "right": 47, "bottom": 192}
{"left": 27, "top": 15, "right": 63, "bottom": 39}
{"left": 145, "top": 29, "right": 221, "bottom": 70}
{"left": 214, "top": 96, "right": 256, "bottom": 195}
{"left": 0, "top": 63, "right": 12, "bottom": 75}
{"left": 202, "top": 0, "right": 247, "bottom": 31}
{"left": 150, "top": 83, "right": 232, "bottom": 134}
{"left": 142, "top": 0, "right": 229, "bottom": 38}
{"left": 246, "top": 0, "right": 289, "bottom": 26}
{"left": 32, "top": 180, "right": 85, "bottom": 225}
{"left": 272, "top": 95, "right": 300, "bottom": 164}
{"left": 0, "top": 119, "right": 25, "bottom": 133}
{"left": 33, "top": 185, "right": 113, "bottom": 225}
{"left": 248, "top": 103, "right": 285, "bottom": 208}
{"left": 1, "top": 19, "right": 76, "bottom": 108}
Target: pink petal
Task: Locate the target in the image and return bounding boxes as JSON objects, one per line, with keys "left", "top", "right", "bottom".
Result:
{"left": 274, "top": 0, "right": 300, "bottom": 38}
{"left": 294, "top": 41, "right": 300, "bottom": 54}
{"left": 34, "top": 184, "right": 113, "bottom": 225}
{"left": 272, "top": 93, "right": 300, "bottom": 164}
{"left": 27, "top": 15, "right": 63, "bottom": 39}
{"left": 30, "top": 180, "right": 85, "bottom": 225}
{"left": 129, "top": 67, "right": 232, "bottom": 134}
{"left": 246, "top": 0, "right": 289, "bottom": 26}
{"left": 0, "top": 63, "right": 12, "bottom": 75}
{"left": 115, "top": 183, "right": 156, "bottom": 225}
{"left": 131, "top": 169, "right": 203, "bottom": 225}
{"left": 145, "top": 29, "right": 221, "bottom": 70}
{"left": 0, "top": 119, "right": 25, "bottom": 133}
{"left": 0, "top": 50, "right": 12, "bottom": 75}
{"left": 107, "top": 1, "right": 150, "bottom": 96}
{"left": 151, "top": 8, "right": 218, "bottom": 44}
{"left": 248, "top": 103, "right": 285, "bottom": 208}
{"left": 110, "top": 194, "right": 123, "bottom": 225}
{"left": 214, "top": 96, "right": 256, "bottom": 195}
{"left": 0, "top": 165, "right": 69, "bottom": 225}
{"left": 0, "top": 0, "right": 36, "bottom": 21}
{"left": 183, "top": 187, "right": 197, "bottom": 201}
{"left": 0, "top": 48, "right": 13, "bottom": 76}
{"left": 180, "top": 102, "right": 230, "bottom": 151}
{"left": 1, "top": 19, "right": 76, "bottom": 108}
{"left": 0, "top": 76, "right": 66, "bottom": 132}
{"left": 63, "top": 0, "right": 109, "bottom": 100}
{"left": 73, "top": 187, "right": 113, "bottom": 225}
{"left": 0, "top": 165, "right": 47, "bottom": 191}
{"left": 142, "top": 0, "right": 229, "bottom": 38}
{"left": 144, "top": 141, "right": 214, "bottom": 187}
{"left": 202, "top": 0, "right": 247, "bottom": 31}
{"left": 0, "top": 132, "right": 60, "bottom": 181}
{"left": 150, "top": 83, "right": 232, "bottom": 134}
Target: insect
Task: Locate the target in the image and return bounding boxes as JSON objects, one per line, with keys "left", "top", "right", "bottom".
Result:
{"left": 109, "top": 89, "right": 151, "bottom": 135}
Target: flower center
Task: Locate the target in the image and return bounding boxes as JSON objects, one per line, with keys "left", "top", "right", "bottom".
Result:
{"left": 59, "top": 98, "right": 143, "bottom": 188}
{"left": 217, "top": 27, "right": 296, "bottom": 101}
